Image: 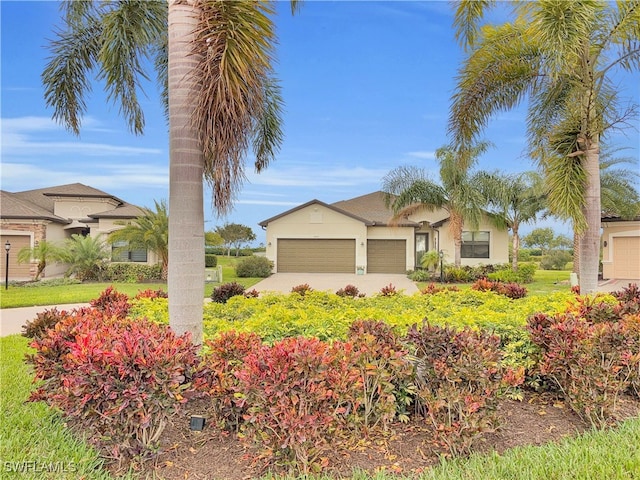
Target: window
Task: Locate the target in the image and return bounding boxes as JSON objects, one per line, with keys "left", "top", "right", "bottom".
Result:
{"left": 461, "top": 231, "right": 489, "bottom": 259}
{"left": 415, "top": 233, "right": 429, "bottom": 268}
{"left": 111, "top": 241, "right": 147, "bottom": 263}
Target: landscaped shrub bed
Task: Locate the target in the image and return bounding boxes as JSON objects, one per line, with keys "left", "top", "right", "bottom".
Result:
{"left": 26, "top": 284, "right": 640, "bottom": 475}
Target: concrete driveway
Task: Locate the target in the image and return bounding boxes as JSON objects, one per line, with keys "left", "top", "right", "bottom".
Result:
{"left": 251, "top": 273, "right": 420, "bottom": 296}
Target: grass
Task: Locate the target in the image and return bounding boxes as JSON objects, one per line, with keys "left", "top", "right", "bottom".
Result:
{"left": 0, "top": 335, "right": 130, "bottom": 480}
{"left": 0, "top": 256, "right": 262, "bottom": 309}
{"left": 3, "top": 334, "right": 639, "bottom": 480}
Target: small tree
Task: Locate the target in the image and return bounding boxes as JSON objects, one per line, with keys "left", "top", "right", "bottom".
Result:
{"left": 522, "top": 228, "right": 556, "bottom": 256}
{"left": 17, "top": 240, "right": 59, "bottom": 281}
{"left": 215, "top": 223, "right": 256, "bottom": 256}
{"left": 108, "top": 200, "right": 169, "bottom": 279}
{"left": 55, "top": 234, "right": 110, "bottom": 281}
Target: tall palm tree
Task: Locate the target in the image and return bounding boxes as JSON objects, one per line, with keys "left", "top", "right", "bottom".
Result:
{"left": 477, "top": 171, "right": 547, "bottom": 272}
{"left": 43, "top": 1, "right": 298, "bottom": 344}
{"left": 382, "top": 144, "right": 489, "bottom": 267}
{"left": 450, "top": 1, "right": 640, "bottom": 293}
{"left": 108, "top": 199, "right": 169, "bottom": 279}
{"left": 17, "top": 240, "right": 59, "bottom": 281}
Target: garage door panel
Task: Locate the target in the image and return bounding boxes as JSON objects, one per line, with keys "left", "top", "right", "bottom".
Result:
{"left": 0, "top": 235, "right": 32, "bottom": 279}
{"left": 613, "top": 237, "right": 640, "bottom": 279}
{"left": 278, "top": 239, "right": 355, "bottom": 273}
{"left": 367, "top": 240, "right": 406, "bottom": 274}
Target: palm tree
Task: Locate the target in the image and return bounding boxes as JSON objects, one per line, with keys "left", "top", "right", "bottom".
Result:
{"left": 42, "top": 1, "right": 298, "bottom": 344}
{"left": 572, "top": 152, "right": 640, "bottom": 275}
{"left": 56, "top": 234, "right": 110, "bottom": 281}
{"left": 382, "top": 144, "right": 489, "bottom": 267}
{"left": 17, "top": 240, "right": 59, "bottom": 281}
{"left": 450, "top": 1, "right": 640, "bottom": 293}
{"left": 108, "top": 199, "right": 169, "bottom": 280}
{"left": 477, "top": 171, "right": 546, "bottom": 271}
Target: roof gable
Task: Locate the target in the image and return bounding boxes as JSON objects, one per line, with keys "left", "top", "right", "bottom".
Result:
{"left": 259, "top": 199, "right": 374, "bottom": 227}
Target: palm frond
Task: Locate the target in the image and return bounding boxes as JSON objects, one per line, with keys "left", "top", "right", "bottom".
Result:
{"left": 449, "top": 21, "right": 542, "bottom": 145}
{"left": 192, "top": 0, "right": 279, "bottom": 214}
{"left": 452, "top": 0, "right": 494, "bottom": 50}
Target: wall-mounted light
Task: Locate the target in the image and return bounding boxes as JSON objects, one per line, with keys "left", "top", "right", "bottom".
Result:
{"left": 360, "top": 241, "right": 365, "bottom": 246}
{"left": 268, "top": 242, "right": 272, "bottom": 246}
{"left": 603, "top": 241, "right": 608, "bottom": 247}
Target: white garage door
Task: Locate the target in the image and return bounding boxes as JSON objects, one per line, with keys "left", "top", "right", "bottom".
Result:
{"left": 613, "top": 237, "right": 640, "bottom": 279}
{"left": 277, "top": 239, "right": 356, "bottom": 273}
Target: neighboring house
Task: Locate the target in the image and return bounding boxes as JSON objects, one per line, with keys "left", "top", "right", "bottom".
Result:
{"left": 259, "top": 191, "right": 509, "bottom": 274}
{"left": 0, "top": 183, "right": 156, "bottom": 281}
{"left": 601, "top": 213, "right": 640, "bottom": 280}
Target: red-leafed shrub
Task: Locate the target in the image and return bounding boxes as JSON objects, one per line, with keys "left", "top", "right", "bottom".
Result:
{"left": 27, "top": 313, "right": 203, "bottom": 461}
{"left": 291, "top": 283, "right": 313, "bottom": 296}
{"left": 90, "top": 286, "right": 131, "bottom": 318}
{"left": 21, "top": 307, "right": 71, "bottom": 339}
{"left": 379, "top": 283, "right": 397, "bottom": 296}
{"left": 336, "top": 284, "right": 364, "bottom": 298}
{"left": 134, "top": 288, "right": 168, "bottom": 300}
{"left": 471, "top": 278, "right": 527, "bottom": 299}
{"left": 347, "top": 320, "right": 414, "bottom": 428}
{"left": 420, "top": 283, "right": 459, "bottom": 295}
{"left": 201, "top": 331, "right": 263, "bottom": 430}
{"left": 211, "top": 282, "right": 246, "bottom": 303}
{"left": 234, "top": 337, "right": 360, "bottom": 472}
{"left": 526, "top": 310, "right": 640, "bottom": 427}
{"left": 405, "top": 322, "right": 522, "bottom": 456}
{"left": 613, "top": 283, "right": 640, "bottom": 317}
{"left": 244, "top": 288, "right": 260, "bottom": 298}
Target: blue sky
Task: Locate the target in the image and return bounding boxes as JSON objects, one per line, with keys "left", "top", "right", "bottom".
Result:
{"left": 2, "top": 1, "right": 639, "bottom": 245}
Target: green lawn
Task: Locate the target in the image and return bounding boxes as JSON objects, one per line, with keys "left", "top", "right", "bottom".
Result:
{"left": 2, "top": 334, "right": 639, "bottom": 480}
{"left": 0, "top": 256, "right": 263, "bottom": 309}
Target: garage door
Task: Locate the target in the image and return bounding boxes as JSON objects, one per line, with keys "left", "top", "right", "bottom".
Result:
{"left": 367, "top": 240, "right": 406, "bottom": 273}
{"left": 0, "top": 235, "right": 32, "bottom": 280}
{"left": 277, "top": 239, "right": 356, "bottom": 273}
{"left": 613, "top": 237, "right": 640, "bottom": 279}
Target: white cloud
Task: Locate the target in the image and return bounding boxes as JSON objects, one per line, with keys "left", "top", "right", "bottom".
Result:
{"left": 236, "top": 199, "right": 300, "bottom": 206}
{"left": 246, "top": 165, "right": 388, "bottom": 188}
{"left": 406, "top": 151, "right": 436, "bottom": 160}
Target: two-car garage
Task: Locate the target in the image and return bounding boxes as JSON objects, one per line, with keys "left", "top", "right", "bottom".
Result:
{"left": 275, "top": 238, "right": 407, "bottom": 274}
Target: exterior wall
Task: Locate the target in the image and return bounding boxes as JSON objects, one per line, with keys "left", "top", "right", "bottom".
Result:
{"left": 264, "top": 204, "right": 367, "bottom": 271}
{"left": 601, "top": 220, "right": 640, "bottom": 280}
{"left": 424, "top": 216, "right": 509, "bottom": 266}
{"left": 0, "top": 221, "right": 47, "bottom": 280}
{"left": 53, "top": 198, "right": 119, "bottom": 219}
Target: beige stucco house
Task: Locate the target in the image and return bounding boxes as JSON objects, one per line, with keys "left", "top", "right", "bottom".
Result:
{"left": 259, "top": 191, "right": 509, "bottom": 274}
{"left": 0, "top": 183, "right": 157, "bottom": 281}
{"left": 601, "top": 214, "right": 640, "bottom": 280}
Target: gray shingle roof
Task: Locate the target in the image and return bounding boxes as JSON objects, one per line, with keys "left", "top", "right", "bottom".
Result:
{"left": 0, "top": 190, "right": 69, "bottom": 223}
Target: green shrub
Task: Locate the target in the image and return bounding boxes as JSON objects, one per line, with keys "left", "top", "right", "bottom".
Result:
{"left": 408, "top": 269, "right": 433, "bottom": 282}
{"left": 444, "top": 265, "right": 472, "bottom": 283}
{"left": 540, "top": 250, "right": 572, "bottom": 270}
{"left": 235, "top": 255, "right": 272, "bottom": 278}
{"left": 104, "top": 262, "right": 162, "bottom": 282}
{"left": 488, "top": 263, "right": 537, "bottom": 283}
{"left": 21, "top": 277, "right": 82, "bottom": 288}
{"left": 205, "top": 254, "right": 217, "bottom": 267}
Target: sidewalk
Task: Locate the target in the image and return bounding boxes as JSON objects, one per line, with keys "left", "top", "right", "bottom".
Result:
{"left": 0, "top": 303, "right": 89, "bottom": 337}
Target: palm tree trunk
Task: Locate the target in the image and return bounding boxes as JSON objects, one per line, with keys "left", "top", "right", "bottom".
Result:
{"left": 572, "top": 230, "right": 580, "bottom": 275}
{"left": 450, "top": 212, "right": 463, "bottom": 267}
{"left": 511, "top": 224, "right": 519, "bottom": 272}
{"left": 168, "top": 0, "right": 204, "bottom": 345}
{"left": 578, "top": 139, "right": 601, "bottom": 294}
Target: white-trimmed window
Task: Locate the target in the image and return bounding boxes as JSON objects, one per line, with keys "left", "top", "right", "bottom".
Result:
{"left": 461, "top": 231, "right": 490, "bottom": 259}
{"left": 111, "top": 241, "right": 147, "bottom": 263}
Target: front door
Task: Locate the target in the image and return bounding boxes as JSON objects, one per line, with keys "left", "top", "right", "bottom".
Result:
{"left": 415, "top": 233, "right": 429, "bottom": 268}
